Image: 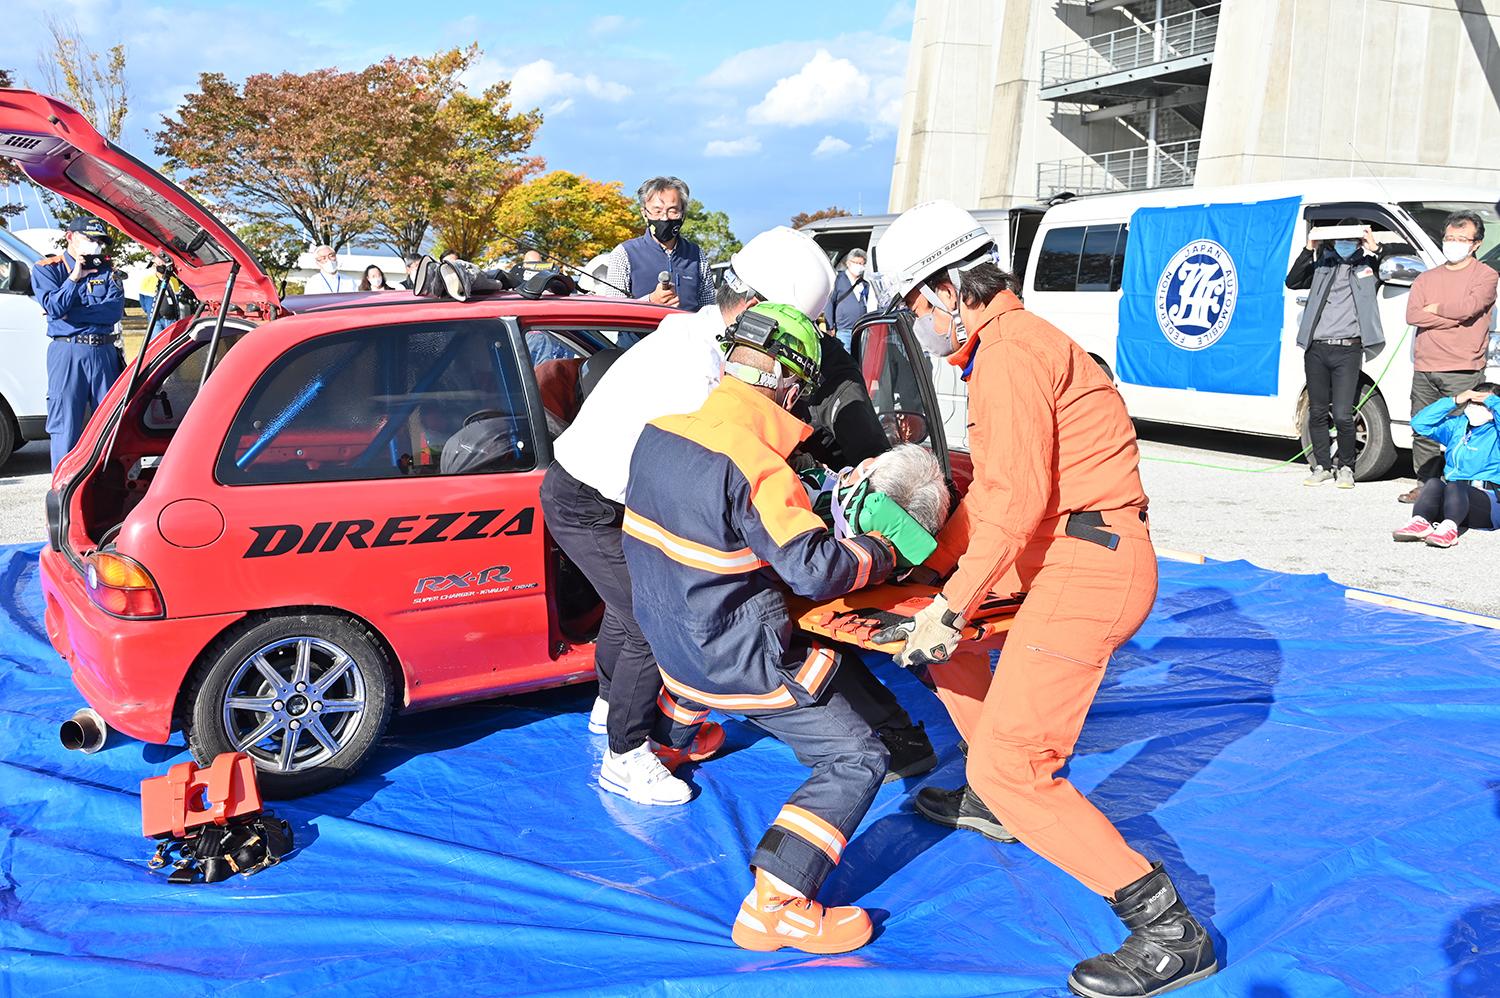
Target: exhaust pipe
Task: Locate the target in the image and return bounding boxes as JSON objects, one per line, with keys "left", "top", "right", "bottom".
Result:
{"left": 59, "top": 707, "right": 108, "bottom": 754}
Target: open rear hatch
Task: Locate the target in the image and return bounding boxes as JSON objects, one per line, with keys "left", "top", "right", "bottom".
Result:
{"left": 0, "top": 88, "right": 279, "bottom": 317}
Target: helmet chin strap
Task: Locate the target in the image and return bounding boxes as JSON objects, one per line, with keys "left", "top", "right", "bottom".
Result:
{"left": 918, "top": 281, "right": 966, "bottom": 348}
{"left": 724, "top": 360, "right": 803, "bottom": 410}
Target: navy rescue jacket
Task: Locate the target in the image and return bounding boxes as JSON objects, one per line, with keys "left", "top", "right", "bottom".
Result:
{"left": 31, "top": 253, "right": 125, "bottom": 338}
{"left": 622, "top": 376, "right": 896, "bottom": 714}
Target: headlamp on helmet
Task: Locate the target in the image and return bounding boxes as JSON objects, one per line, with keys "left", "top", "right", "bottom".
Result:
{"left": 720, "top": 303, "right": 823, "bottom": 409}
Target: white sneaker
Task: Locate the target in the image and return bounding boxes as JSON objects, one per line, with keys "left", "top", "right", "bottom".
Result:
{"left": 587, "top": 696, "right": 609, "bottom": 735}
{"left": 599, "top": 744, "right": 692, "bottom": 806}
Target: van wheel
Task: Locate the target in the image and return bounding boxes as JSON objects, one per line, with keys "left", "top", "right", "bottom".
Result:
{"left": 0, "top": 396, "right": 17, "bottom": 468}
{"left": 1297, "top": 388, "right": 1397, "bottom": 482}
{"left": 184, "top": 613, "right": 396, "bottom": 799}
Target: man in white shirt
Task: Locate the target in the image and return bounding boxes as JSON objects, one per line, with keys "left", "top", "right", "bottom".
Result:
{"left": 304, "top": 245, "right": 357, "bottom": 293}
{"left": 541, "top": 226, "right": 835, "bottom": 804}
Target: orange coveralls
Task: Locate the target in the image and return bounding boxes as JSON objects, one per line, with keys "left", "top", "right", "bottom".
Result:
{"left": 926, "top": 290, "right": 1156, "bottom": 897}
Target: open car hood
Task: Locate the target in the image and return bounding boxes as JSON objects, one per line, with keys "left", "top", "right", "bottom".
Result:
{"left": 0, "top": 89, "right": 279, "bottom": 313}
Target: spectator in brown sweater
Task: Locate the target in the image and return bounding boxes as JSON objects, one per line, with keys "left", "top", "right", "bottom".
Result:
{"left": 1401, "top": 209, "right": 1499, "bottom": 502}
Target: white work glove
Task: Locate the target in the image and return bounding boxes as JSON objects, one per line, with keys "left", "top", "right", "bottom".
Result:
{"left": 873, "top": 593, "right": 965, "bottom": 668}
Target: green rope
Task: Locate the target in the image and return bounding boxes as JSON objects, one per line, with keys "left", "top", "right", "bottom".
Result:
{"left": 1139, "top": 323, "right": 1414, "bottom": 474}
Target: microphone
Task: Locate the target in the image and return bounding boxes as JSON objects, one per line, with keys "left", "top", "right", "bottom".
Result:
{"left": 657, "top": 270, "right": 673, "bottom": 292}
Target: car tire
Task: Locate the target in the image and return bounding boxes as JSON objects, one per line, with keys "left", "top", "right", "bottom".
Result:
{"left": 0, "top": 395, "right": 17, "bottom": 469}
{"left": 1297, "top": 386, "right": 1396, "bottom": 482}
{"left": 184, "top": 612, "right": 397, "bottom": 799}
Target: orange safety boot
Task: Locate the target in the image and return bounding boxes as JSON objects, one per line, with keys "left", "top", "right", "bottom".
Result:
{"left": 731, "top": 869, "right": 873, "bottom": 954}
{"left": 652, "top": 721, "right": 726, "bottom": 771}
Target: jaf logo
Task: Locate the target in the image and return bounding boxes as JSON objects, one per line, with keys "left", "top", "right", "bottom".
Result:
{"left": 1155, "top": 239, "right": 1237, "bottom": 351}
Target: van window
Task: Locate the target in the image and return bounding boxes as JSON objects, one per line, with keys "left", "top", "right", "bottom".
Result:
{"left": 1400, "top": 202, "right": 1500, "bottom": 268}
{"left": 218, "top": 320, "right": 537, "bottom": 485}
{"left": 1034, "top": 225, "right": 1127, "bottom": 293}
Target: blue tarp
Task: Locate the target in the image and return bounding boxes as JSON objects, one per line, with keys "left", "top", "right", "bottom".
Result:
{"left": 1, "top": 540, "right": 1497, "bottom": 997}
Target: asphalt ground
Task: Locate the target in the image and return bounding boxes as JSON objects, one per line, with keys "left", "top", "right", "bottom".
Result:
{"left": 1, "top": 428, "right": 1495, "bottom": 618}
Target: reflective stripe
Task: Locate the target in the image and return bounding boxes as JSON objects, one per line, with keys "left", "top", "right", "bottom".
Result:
{"left": 623, "top": 510, "right": 769, "bottom": 575}
{"left": 735, "top": 908, "right": 768, "bottom": 933}
{"left": 773, "top": 804, "right": 846, "bottom": 863}
{"left": 794, "top": 644, "right": 836, "bottom": 698}
{"left": 659, "top": 669, "right": 797, "bottom": 713}
{"left": 839, "top": 537, "right": 873, "bottom": 590}
{"left": 657, "top": 689, "right": 709, "bottom": 725}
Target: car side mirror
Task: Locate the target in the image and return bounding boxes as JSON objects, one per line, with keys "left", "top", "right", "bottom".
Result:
{"left": 1379, "top": 255, "right": 1427, "bottom": 287}
{"left": 0, "top": 260, "right": 31, "bottom": 295}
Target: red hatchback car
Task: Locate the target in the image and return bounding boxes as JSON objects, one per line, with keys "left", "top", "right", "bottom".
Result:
{"left": 3, "top": 89, "right": 966, "bottom": 797}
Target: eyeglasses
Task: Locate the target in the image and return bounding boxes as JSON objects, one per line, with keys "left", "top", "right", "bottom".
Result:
{"left": 1445, "top": 233, "right": 1480, "bottom": 244}
{"left": 644, "top": 209, "right": 684, "bottom": 220}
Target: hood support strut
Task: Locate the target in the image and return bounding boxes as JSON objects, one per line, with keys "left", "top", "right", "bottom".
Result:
{"left": 198, "top": 262, "right": 240, "bottom": 391}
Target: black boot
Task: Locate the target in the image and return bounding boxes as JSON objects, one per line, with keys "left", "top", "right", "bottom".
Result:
{"left": 876, "top": 721, "right": 938, "bottom": 783}
{"left": 1067, "top": 863, "right": 1218, "bottom": 998}
{"left": 913, "top": 784, "right": 1018, "bottom": 842}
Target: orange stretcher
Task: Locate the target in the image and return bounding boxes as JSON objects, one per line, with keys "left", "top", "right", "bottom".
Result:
{"left": 793, "top": 584, "right": 1023, "bottom": 654}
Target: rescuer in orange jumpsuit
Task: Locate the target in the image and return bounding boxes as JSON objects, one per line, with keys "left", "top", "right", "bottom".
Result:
{"left": 873, "top": 201, "right": 1219, "bottom": 998}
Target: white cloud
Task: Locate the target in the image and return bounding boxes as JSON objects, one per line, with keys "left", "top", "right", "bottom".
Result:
{"left": 749, "top": 50, "right": 869, "bottom": 127}
{"left": 590, "top": 14, "right": 633, "bottom": 35}
{"left": 813, "top": 135, "right": 852, "bottom": 157}
{"left": 503, "top": 59, "right": 633, "bottom": 110}
{"left": 704, "top": 136, "right": 762, "bottom": 158}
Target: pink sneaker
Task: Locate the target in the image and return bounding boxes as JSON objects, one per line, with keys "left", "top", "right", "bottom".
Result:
{"left": 1424, "top": 520, "right": 1460, "bottom": 548}
{"left": 1392, "top": 516, "right": 1433, "bottom": 542}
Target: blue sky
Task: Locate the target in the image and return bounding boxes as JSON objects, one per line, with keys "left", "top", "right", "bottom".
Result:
{"left": 2, "top": 0, "right": 915, "bottom": 248}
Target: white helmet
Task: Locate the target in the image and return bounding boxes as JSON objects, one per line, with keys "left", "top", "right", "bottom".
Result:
{"left": 723, "top": 226, "right": 836, "bottom": 321}
{"left": 876, "top": 200, "right": 998, "bottom": 300}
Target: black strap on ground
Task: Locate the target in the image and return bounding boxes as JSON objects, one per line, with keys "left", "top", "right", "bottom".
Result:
{"left": 149, "top": 812, "right": 294, "bottom": 884}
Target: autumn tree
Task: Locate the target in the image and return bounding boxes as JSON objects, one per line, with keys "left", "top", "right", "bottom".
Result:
{"left": 682, "top": 199, "right": 741, "bottom": 262}
{"left": 375, "top": 47, "right": 542, "bottom": 260}
{"left": 489, "top": 170, "right": 638, "bottom": 266}
{"left": 791, "top": 206, "right": 851, "bottom": 229}
{"left": 36, "top": 15, "right": 128, "bottom": 143}
{"left": 160, "top": 56, "right": 460, "bottom": 251}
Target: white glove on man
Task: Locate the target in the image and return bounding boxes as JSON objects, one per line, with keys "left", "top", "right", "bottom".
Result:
{"left": 873, "top": 593, "right": 965, "bottom": 668}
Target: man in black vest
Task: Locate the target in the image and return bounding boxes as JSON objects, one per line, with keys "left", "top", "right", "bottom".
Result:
{"left": 603, "top": 176, "right": 716, "bottom": 310}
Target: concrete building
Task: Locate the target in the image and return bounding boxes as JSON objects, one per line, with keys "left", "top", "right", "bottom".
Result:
{"left": 890, "top": 0, "right": 1500, "bottom": 211}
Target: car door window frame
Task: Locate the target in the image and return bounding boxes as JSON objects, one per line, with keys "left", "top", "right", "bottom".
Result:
{"left": 850, "top": 306, "right": 952, "bottom": 476}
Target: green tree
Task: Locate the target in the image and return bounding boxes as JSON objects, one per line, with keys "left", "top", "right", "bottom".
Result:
{"left": 490, "top": 170, "right": 639, "bottom": 266}
{"left": 682, "top": 198, "right": 741, "bottom": 262}
{"left": 235, "top": 220, "right": 305, "bottom": 293}
{"left": 0, "top": 69, "right": 21, "bottom": 227}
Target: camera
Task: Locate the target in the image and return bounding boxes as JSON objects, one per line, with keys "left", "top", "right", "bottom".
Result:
{"left": 82, "top": 254, "right": 105, "bottom": 270}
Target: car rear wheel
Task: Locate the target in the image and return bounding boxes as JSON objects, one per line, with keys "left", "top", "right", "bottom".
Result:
{"left": 0, "top": 395, "right": 18, "bottom": 468}
{"left": 185, "top": 613, "right": 396, "bottom": 798}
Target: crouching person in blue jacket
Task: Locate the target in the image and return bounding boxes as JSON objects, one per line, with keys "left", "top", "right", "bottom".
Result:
{"left": 1393, "top": 384, "right": 1500, "bottom": 547}
{"left": 622, "top": 304, "right": 898, "bottom": 955}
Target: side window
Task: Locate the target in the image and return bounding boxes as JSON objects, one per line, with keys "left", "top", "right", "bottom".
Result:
{"left": 218, "top": 320, "right": 537, "bottom": 485}
{"left": 1037, "top": 224, "right": 1126, "bottom": 293}
{"left": 1035, "top": 226, "right": 1085, "bottom": 292}
{"left": 142, "top": 333, "right": 242, "bottom": 432}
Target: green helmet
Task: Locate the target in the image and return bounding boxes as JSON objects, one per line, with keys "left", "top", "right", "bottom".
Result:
{"left": 720, "top": 301, "right": 822, "bottom": 391}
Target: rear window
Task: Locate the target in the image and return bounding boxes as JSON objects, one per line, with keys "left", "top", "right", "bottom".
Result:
{"left": 64, "top": 151, "right": 233, "bottom": 267}
{"left": 1033, "top": 224, "right": 1127, "bottom": 293}
{"left": 218, "top": 319, "right": 537, "bottom": 485}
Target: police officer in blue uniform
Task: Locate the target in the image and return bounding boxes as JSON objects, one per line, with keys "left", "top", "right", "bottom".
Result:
{"left": 32, "top": 216, "right": 126, "bottom": 468}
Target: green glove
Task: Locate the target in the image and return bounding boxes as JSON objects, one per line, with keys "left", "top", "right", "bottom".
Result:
{"left": 854, "top": 491, "right": 937, "bottom": 568}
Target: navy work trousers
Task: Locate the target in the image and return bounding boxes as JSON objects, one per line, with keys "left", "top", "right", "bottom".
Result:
{"left": 46, "top": 337, "right": 123, "bottom": 469}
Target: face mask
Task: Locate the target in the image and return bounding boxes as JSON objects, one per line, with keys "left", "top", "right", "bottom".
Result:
{"left": 320, "top": 259, "right": 339, "bottom": 276}
{"left": 1334, "top": 240, "right": 1358, "bottom": 258}
{"left": 912, "top": 312, "right": 956, "bottom": 356}
{"left": 848, "top": 264, "right": 866, "bottom": 279}
{"left": 1443, "top": 241, "right": 1473, "bottom": 264}
{"left": 76, "top": 238, "right": 103, "bottom": 256}
{"left": 1466, "top": 403, "right": 1495, "bottom": 427}
{"left": 647, "top": 216, "right": 684, "bottom": 243}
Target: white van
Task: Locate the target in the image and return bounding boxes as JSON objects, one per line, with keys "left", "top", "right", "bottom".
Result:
{"left": 0, "top": 225, "right": 50, "bottom": 466}
{"left": 1017, "top": 178, "right": 1500, "bottom": 479}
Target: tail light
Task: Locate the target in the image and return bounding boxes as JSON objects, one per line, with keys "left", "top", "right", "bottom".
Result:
{"left": 84, "top": 551, "right": 164, "bottom": 619}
